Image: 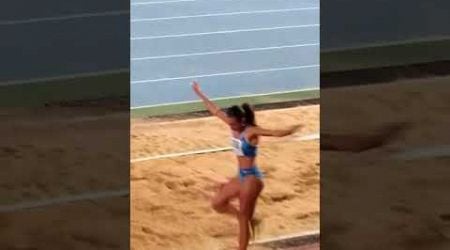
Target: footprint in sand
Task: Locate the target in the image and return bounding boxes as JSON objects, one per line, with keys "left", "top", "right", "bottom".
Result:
{"left": 390, "top": 204, "right": 413, "bottom": 214}
{"left": 210, "top": 228, "right": 235, "bottom": 239}
{"left": 163, "top": 179, "right": 197, "bottom": 191}
{"left": 181, "top": 179, "right": 196, "bottom": 188}
{"left": 164, "top": 181, "right": 177, "bottom": 190}
{"left": 439, "top": 213, "right": 450, "bottom": 239}
{"left": 294, "top": 187, "right": 307, "bottom": 194}
{"left": 170, "top": 158, "right": 187, "bottom": 165}
{"left": 296, "top": 211, "right": 319, "bottom": 220}
{"left": 1, "top": 146, "right": 20, "bottom": 158}
{"left": 299, "top": 169, "right": 317, "bottom": 179}
{"left": 1, "top": 146, "right": 19, "bottom": 154}
{"left": 141, "top": 226, "right": 168, "bottom": 240}
{"left": 130, "top": 176, "right": 146, "bottom": 182}
{"left": 263, "top": 166, "right": 276, "bottom": 176}
{"left": 323, "top": 221, "right": 352, "bottom": 236}
{"left": 295, "top": 176, "right": 318, "bottom": 187}
{"left": 295, "top": 159, "right": 306, "bottom": 164}
{"left": 148, "top": 205, "right": 165, "bottom": 212}
{"left": 159, "top": 171, "right": 181, "bottom": 178}
{"left": 265, "top": 192, "right": 295, "bottom": 203}
{"left": 439, "top": 214, "right": 450, "bottom": 222}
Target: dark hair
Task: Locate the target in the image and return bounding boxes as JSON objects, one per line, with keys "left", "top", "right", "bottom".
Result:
{"left": 241, "top": 103, "right": 256, "bottom": 126}
{"left": 226, "top": 103, "right": 255, "bottom": 126}
{"left": 226, "top": 105, "right": 244, "bottom": 121}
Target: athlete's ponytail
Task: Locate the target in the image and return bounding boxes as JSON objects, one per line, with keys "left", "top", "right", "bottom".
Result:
{"left": 226, "top": 105, "right": 244, "bottom": 121}
{"left": 241, "top": 103, "right": 256, "bottom": 126}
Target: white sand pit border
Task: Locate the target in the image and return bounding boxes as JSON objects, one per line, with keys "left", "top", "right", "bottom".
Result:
{"left": 251, "top": 230, "right": 319, "bottom": 248}
{"left": 393, "top": 145, "right": 450, "bottom": 160}
{"left": 130, "top": 133, "right": 319, "bottom": 163}
{"left": 0, "top": 188, "right": 129, "bottom": 213}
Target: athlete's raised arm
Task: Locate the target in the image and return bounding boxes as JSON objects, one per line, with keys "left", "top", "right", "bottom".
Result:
{"left": 191, "top": 81, "right": 232, "bottom": 125}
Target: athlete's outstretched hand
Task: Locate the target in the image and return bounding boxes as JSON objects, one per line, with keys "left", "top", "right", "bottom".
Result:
{"left": 191, "top": 81, "right": 202, "bottom": 95}
{"left": 190, "top": 81, "right": 231, "bottom": 124}
{"left": 249, "top": 124, "right": 304, "bottom": 137}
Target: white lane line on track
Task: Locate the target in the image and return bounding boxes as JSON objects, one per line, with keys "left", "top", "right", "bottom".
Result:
{"left": 131, "top": 65, "right": 319, "bottom": 84}
{"left": 131, "top": 43, "right": 319, "bottom": 61}
{"left": 10, "top": 113, "right": 128, "bottom": 126}
{"left": 132, "top": 105, "right": 319, "bottom": 124}
{"left": 131, "top": 0, "right": 312, "bottom": 5}
{"left": 0, "top": 68, "right": 128, "bottom": 86}
{"left": 131, "top": 7, "right": 319, "bottom": 22}
{"left": 131, "top": 88, "right": 319, "bottom": 110}
{"left": 131, "top": 24, "right": 320, "bottom": 40}
{"left": 0, "top": 189, "right": 129, "bottom": 213}
{"left": 132, "top": 0, "right": 196, "bottom": 5}
{"left": 0, "top": 10, "right": 129, "bottom": 25}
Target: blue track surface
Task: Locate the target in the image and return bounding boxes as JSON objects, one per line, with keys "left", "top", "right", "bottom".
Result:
{"left": 131, "top": 0, "right": 320, "bottom": 108}
{"left": 0, "top": 0, "right": 128, "bottom": 84}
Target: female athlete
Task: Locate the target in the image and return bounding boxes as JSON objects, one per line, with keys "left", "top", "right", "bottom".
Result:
{"left": 192, "top": 81, "right": 301, "bottom": 250}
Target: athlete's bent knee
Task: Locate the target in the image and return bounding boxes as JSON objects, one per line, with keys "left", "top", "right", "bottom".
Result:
{"left": 211, "top": 199, "right": 226, "bottom": 213}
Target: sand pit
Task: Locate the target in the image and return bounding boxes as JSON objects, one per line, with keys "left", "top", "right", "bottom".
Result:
{"left": 0, "top": 108, "right": 129, "bottom": 204}
{"left": 0, "top": 107, "right": 129, "bottom": 249}
{"left": 321, "top": 76, "right": 450, "bottom": 250}
{"left": 0, "top": 196, "right": 129, "bottom": 250}
{"left": 131, "top": 105, "right": 320, "bottom": 250}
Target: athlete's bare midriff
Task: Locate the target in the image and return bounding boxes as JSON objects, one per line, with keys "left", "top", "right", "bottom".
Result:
{"left": 237, "top": 155, "right": 256, "bottom": 169}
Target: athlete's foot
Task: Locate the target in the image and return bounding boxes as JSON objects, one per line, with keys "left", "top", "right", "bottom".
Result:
{"left": 249, "top": 217, "right": 262, "bottom": 241}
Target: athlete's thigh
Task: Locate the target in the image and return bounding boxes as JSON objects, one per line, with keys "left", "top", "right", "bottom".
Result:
{"left": 212, "top": 177, "right": 240, "bottom": 205}
{"left": 239, "top": 177, "right": 263, "bottom": 215}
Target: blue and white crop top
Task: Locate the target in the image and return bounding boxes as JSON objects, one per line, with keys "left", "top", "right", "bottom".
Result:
{"left": 231, "top": 131, "right": 257, "bottom": 157}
